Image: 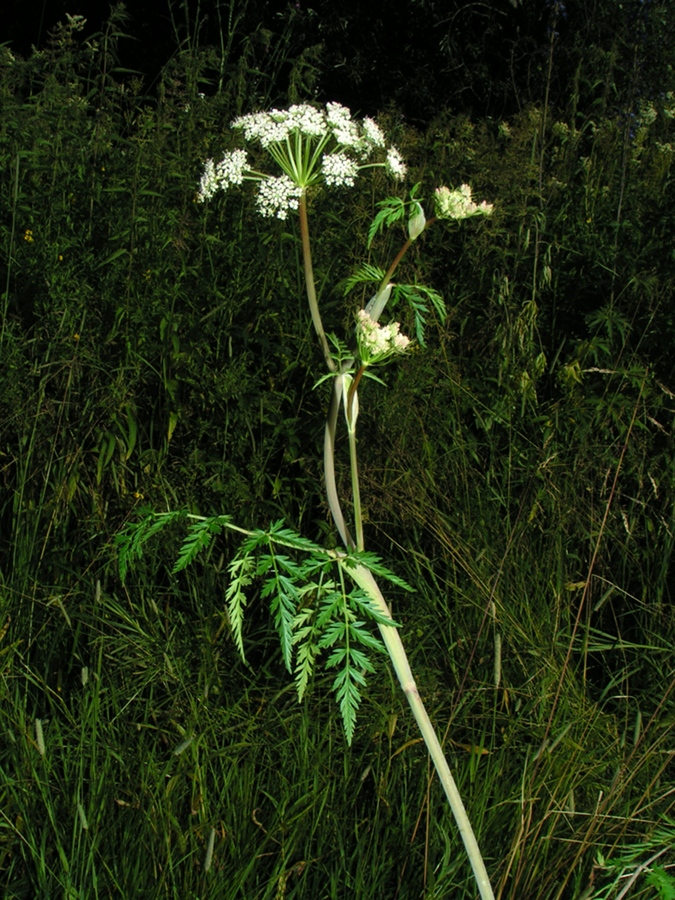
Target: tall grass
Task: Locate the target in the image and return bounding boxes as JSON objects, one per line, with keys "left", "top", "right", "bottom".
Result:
{"left": 2, "top": 9, "right": 675, "bottom": 899}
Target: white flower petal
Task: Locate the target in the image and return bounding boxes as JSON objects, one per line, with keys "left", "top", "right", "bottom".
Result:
{"left": 385, "top": 147, "right": 407, "bottom": 181}
{"left": 321, "top": 152, "right": 359, "bottom": 187}
{"left": 434, "top": 184, "right": 493, "bottom": 220}
{"left": 256, "top": 176, "right": 303, "bottom": 219}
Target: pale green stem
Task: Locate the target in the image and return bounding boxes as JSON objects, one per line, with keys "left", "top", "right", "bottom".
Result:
{"left": 374, "top": 216, "right": 438, "bottom": 301}
{"left": 347, "top": 425, "right": 363, "bottom": 551}
{"left": 299, "top": 191, "right": 335, "bottom": 374}
{"left": 344, "top": 561, "right": 496, "bottom": 900}
{"left": 346, "top": 365, "right": 366, "bottom": 551}
{"left": 298, "top": 197, "right": 494, "bottom": 898}
{"left": 297, "top": 190, "right": 353, "bottom": 546}
{"left": 325, "top": 372, "right": 355, "bottom": 549}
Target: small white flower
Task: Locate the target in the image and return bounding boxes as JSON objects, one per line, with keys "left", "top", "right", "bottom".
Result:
{"left": 196, "top": 150, "right": 249, "bottom": 201}
{"left": 286, "top": 103, "right": 328, "bottom": 137}
{"left": 326, "top": 102, "right": 361, "bottom": 148}
{"left": 326, "top": 102, "right": 353, "bottom": 129}
{"left": 434, "top": 184, "right": 493, "bottom": 220}
{"left": 356, "top": 309, "right": 410, "bottom": 364}
{"left": 233, "top": 104, "right": 328, "bottom": 146}
{"left": 322, "top": 152, "right": 359, "bottom": 187}
{"left": 233, "top": 110, "right": 291, "bottom": 146}
{"left": 362, "top": 117, "right": 386, "bottom": 148}
{"left": 256, "top": 176, "right": 303, "bottom": 219}
{"left": 392, "top": 330, "right": 411, "bottom": 351}
{"left": 385, "top": 147, "right": 407, "bottom": 181}
{"left": 197, "top": 158, "right": 218, "bottom": 201}
{"left": 216, "top": 149, "right": 248, "bottom": 187}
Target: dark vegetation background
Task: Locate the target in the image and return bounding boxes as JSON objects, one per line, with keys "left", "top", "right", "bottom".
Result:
{"left": 2, "top": 1, "right": 675, "bottom": 897}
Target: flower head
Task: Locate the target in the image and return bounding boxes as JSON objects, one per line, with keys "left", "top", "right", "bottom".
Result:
{"left": 362, "top": 117, "right": 386, "bottom": 148}
{"left": 385, "top": 147, "right": 407, "bottom": 181}
{"left": 321, "top": 152, "right": 359, "bottom": 187}
{"left": 197, "top": 102, "right": 407, "bottom": 215}
{"left": 325, "top": 102, "right": 361, "bottom": 148}
{"left": 434, "top": 184, "right": 493, "bottom": 220}
{"left": 256, "top": 176, "right": 303, "bottom": 220}
{"left": 197, "top": 149, "right": 248, "bottom": 201}
{"left": 356, "top": 309, "right": 411, "bottom": 366}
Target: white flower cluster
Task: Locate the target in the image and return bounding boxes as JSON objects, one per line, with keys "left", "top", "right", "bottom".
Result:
{"left": 434, "top": 184, "right": 493, "bottom": 220}
{"left": 197, "top": 149, "right": 248, "bottom": 201}
{"left": 385, "top": 147, "right": 407, "bottom": 181}
{"left": 356, "top": 309, "right": 410, "bottom": 365}
{"left": 256, "top": 176, "right": 303, "bottom": 220}
{"left": 233, "top": 102, "right": 399, "bottom": 163}
{"left": 321, "top": 153, "right": 359, "bottom": 187}
{"left": 196, "top": 102, "right": 407, "bottom": 216}
{"left": 233, "top": 104, "right": 327, "bottom": 145}
{"left": 363, "top": 117, "right": 386, "bottom": 148}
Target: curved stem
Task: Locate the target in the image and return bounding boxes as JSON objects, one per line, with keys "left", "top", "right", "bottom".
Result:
{"left": 298, "top": 196, "right": 494, "bottom": 897}
{"left": 344, "top": 562, "right": 495, "bottom": 900}
{"left": 324, "top": 370, "right": 355, "bottom": 550}
{"left": 298, "top": 191, "right": 352, "bottom": 545}
{"left": 299, "top": 191, "right": 335, "bottom": 374}
{"left": 375, "top": 217, "right": 438, "bottom": 299}
{"left": 337, "top": 212, "right": 493, "bottom": 897}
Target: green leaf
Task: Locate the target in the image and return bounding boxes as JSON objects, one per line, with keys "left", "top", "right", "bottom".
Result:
{"left": 225, "top": 552, "right": 255, "bottom": 662}
{"left": 343, "top": 263, "right": 386, "bottom": 296}
{"left": 345, "top": 617, "right": 388, "bottom": 651}
{"left": 172, "top": 516, "right": 231, "bottom": 574}
{"left": 646, "top": 867, "right": 675, "bottom": 900}
{"left": 328, "top": 661, "right": 364, "bottom": 745}
{"left": 342, "top": 551, "right": 415, "bottom": 592}
{"left": 266, "top": 520, "right": 327, "bottom": 555}
{"left": 368, "top": 197, "right": 406, "bottom": 247}
{"left": 393, "top": 283, "right": 447, "bottom": 348}
{"left": 318, "top": 620, "right": 347, "bottom": 649}
{"left": 115, "top": 510, "right": 184, "bottom": 581}
{"left": 292, "top": 610, "right": 321, "bottom": 702}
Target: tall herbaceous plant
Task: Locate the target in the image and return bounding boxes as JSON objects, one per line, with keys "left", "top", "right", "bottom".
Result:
{"left": 117, "top": 102, "right": 494, "bottom": 898}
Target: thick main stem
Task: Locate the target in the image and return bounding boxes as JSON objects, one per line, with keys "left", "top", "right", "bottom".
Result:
{"left": 298, "top": 191, "right": 355, "bottom": 547}
{"left": 299, "top": 192, "right": 335, "bottom": 374}
{"left": 348, "top": 427, "right": 363, "bottom": 551}
{"left": 345, "top": 562, "right": 495, "bottom": 900}
{"left": 299, "top": 199, "right": 494, "bottom": 898}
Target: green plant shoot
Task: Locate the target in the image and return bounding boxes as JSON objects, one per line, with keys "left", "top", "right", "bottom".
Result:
{"left": 117, "top": 102, "right": 494, "bottom": 900}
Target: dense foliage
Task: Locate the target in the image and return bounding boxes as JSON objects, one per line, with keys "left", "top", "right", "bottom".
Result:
{"left": 2, "top": 4, "right": 675, "bottom": 898}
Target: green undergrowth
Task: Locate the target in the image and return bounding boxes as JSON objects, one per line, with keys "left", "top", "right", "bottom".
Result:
{"left": 2, "top": 7, "right": 675, "bottom": 899}
{"left": 0, "top": 577, "right": 484, "bottom": 899}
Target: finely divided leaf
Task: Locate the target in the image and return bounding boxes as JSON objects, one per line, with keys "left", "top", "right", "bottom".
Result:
{"left": 368, "top": 197, "right": 407, "bottom": 247}
{"left": 173, "top": 517, "right": 230, "bottom": 573}
{"left": 343, "top": 263, "right": 386, "bottom": 296}
{"left": 225, "top": 552, "right": 255, "bottom": 661}
{"left": 342, "top": 551, "right": 415, "bottom": 592}
{"left": 393, "top": 283, "right": 447, "bottom": 347}
{"left": 115, "top": 510, "right": 184, "bottom": 581}
{"left": 265, "top": 520, "right": 327, "bottom": 555}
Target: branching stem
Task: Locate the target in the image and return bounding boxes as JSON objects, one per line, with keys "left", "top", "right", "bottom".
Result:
{"left": 376, "top": 216, "right": 437, "bottom": 298}
{"left": 299, "top": 197, "right": 494, "bottom": 899}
